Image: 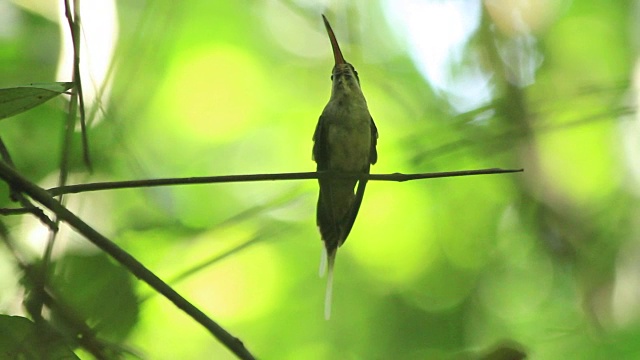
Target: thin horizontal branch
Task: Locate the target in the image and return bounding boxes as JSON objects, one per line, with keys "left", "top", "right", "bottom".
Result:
{"left": 0, "top": 161, "right": 255, "bottom": 360}
{"left": 368, "top": 168, "right": 523, "bottom": 182}
{"left": 47, "top": 168, "right": 523, "bottom": 196}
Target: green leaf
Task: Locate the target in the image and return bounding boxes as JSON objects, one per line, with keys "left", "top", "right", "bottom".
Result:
{"left": 0, "top": 82, "right": 73, "bottom": 120}
{"left": 0, "top": 315, "right": 79, "bottom": 359}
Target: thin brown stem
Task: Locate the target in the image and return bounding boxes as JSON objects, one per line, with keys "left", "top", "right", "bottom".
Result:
{"left": 47, "top": 168, "right": 523, "bottom": 196}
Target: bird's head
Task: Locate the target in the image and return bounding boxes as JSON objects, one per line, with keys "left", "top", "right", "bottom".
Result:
{"left": 322, "top": 15, "right": 363, "bottom": 97}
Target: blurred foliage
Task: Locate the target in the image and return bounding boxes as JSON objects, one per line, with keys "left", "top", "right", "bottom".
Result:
{"left": 0, "top": 315, "right": 79, "bottom": 359}
{"left": 0, "top": 0, "right": 639, "bottom": 359}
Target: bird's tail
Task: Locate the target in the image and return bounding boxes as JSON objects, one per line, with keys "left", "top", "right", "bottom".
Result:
{"left": 319, "top": 246, "right": 328, "bottom": 277}
{"left": 321, "top": 248, "right": 337, "bottom": 320}
{"left": 316, "top": 180, "right": 357, "bottom": 320}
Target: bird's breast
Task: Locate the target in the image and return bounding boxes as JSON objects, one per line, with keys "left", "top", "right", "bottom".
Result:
{"left": 323, "top": 101, "right": 372, "bottom": 172}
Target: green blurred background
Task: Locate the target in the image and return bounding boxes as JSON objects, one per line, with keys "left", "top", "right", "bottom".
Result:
{"left": 0, "top": 0, "right": 638, "bottom": 359}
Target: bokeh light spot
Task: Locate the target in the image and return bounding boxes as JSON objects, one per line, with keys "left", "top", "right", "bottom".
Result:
{"left": 152, "top": 45, "right": 267, "bottom": 144}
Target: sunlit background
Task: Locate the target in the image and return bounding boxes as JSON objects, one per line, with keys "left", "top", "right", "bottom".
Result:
{"left": 0, "top": 0, "right": 639, "bottom": 359}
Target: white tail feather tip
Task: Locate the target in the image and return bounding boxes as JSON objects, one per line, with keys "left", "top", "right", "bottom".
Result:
{"left": 324, "top": 263, "right": 334, "bottom": 320}
{"left": 319, "top": 247, "right": 328, "bottom": 277}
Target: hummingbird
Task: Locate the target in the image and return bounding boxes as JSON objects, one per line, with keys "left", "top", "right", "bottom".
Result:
{"left": 312, "top": 14, "right": 378, "bottom": 320}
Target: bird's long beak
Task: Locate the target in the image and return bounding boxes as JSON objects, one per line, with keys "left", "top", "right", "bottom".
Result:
{"left": 322, "top": 14, "right": 346, "bottom": 65}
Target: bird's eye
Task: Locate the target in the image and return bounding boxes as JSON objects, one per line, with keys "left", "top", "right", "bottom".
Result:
{"left": 330, "top": 75, "right": 334, "bottom": 81}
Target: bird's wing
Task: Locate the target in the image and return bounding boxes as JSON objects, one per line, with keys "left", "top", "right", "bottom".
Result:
{"left": 370, "top": 117, "right": 378, "bottom": 165}
{"left": 314, "top": 115, "right": 340, "bottom": 251}
{"left": 341, "top": 116, "right": 378, "bottom": 242}
{"left": 312, "top": 115, "right": 328, "bottom": 170}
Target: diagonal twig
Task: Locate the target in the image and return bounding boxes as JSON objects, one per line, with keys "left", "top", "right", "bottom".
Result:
{"left": 0, "top": 139, "right": 57, "bottom": 230}
{"left": 0, "top": 161, "right": 256, "bottom": 360}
